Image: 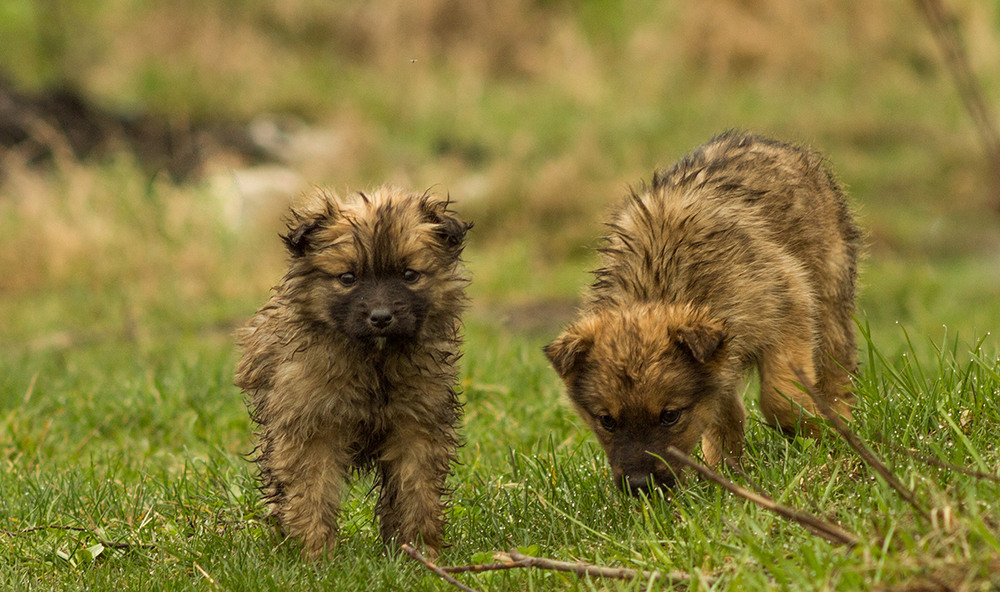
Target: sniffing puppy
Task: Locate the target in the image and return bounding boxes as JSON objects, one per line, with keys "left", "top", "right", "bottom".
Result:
{"left": 235, "top": 185, "right": 471, "bottom": 557}
{"left": 545, "top": 131, "right": 860, "bottom": 494}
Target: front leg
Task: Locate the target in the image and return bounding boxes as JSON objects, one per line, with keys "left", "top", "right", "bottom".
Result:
{"left": 701, "top": 389, "right": 746, "bottom": 467}
{"left": 758, "top": 340, "right": 822, "bottom": 437}
{"left": 258, "top": 428, "right": 351, "bottom": 558}
{"left": 375, "top": 414, "right": 458, "bottom": 558}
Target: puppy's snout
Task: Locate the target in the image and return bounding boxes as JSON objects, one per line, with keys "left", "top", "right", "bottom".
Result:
{"left": 368, "top": 308, "right": 394, "bottom": 329}
{"left": 622, "top": 473, "right": 652, "bottom": 496}
{"left": 619, "top": 471, "right": 676, "bottom": 496}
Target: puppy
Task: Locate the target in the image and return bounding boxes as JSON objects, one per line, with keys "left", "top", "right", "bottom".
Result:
{"left": 235, "top": 185, "right": 471, "bottom": 557}
{"left": 545, "top": 131, "right": 860, "bottom": 494}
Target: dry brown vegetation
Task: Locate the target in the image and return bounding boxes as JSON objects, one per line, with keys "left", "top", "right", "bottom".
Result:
{"left": 2, "top": 0, "right": 999, "bottom": 335}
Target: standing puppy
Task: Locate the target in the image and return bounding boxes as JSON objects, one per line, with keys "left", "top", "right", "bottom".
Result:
{"left": 545, "top": 131, "right": 860, "bottom": 494}
{"left": 236, "top": 185, "right": 471, "bottom": 557}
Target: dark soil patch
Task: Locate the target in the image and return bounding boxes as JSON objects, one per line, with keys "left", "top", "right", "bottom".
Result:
{"left": 0, "top": 75, "right": 269, "bottom": 181}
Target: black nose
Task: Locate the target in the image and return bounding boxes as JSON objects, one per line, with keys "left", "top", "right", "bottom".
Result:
{"left": 368, "top": 308, "right": 394, "bottom": 329}
{"left": 621, "top": 472, "right": 675, "bottom": 496}
{"left": 622, "top": 473, "right": 652, "bottom": 496}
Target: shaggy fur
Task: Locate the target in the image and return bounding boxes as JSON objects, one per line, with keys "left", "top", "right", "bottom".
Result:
{"left": 545, "top": 131, "right": 860, "bottom": 494}
{"left": 235, "top": 185, "right": 471, "bottom": 557}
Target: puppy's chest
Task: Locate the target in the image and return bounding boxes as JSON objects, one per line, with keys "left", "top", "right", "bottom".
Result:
{"left": 366, "top": 370, "right": 393, "bottom": 408}
{"left": 342, "top": 361, "right": 429, "bottom": 418}
{"left": 316, "top": 344, "right": 450, "bottom": 429}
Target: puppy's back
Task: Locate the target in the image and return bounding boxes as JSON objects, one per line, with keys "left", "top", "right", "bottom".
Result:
{"left": 653, "top": 131, "right": 859, "bottom": 291}
{"left": 590, "top": 131, "right": 860, "bottom": 364}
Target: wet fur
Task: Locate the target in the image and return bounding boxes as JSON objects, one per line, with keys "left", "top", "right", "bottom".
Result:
{"left": 235, "top": 185, "right": 471, "bottom": 557}
{"left": 545, "top": 131, "right": 860, "bottom": 493}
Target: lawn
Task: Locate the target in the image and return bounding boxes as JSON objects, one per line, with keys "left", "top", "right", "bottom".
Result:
{"left": 2, "top": 1, "right": 1000, "bottom": 590}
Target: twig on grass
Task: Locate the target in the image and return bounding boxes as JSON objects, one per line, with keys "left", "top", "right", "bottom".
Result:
{"left": 502, "top": 548, "right": 685, "bottom": 585}
{"left": 662, "top": 446, "right": 860, "bottom": 547}
{"left": 1, "top": 525, "right": 88, "bottom": 536}
{"left": 724, "top": 454, "right": 767, "bottom": 496}
{"left": 440, "top": 561, "right": 522, "bottom": 574}
{"left": 193, "top": 562, "right": 222, "bottom": 591}
{"left": 791, "top": 367, "right": 931, "bottom": 522}
{"left": 913, "top": 0, "right": 1000, "bottom": 211}
{"left": 0, "top": 524, "right": 156, "bottom": 550}
{"left": 401, "top": 543, "right": 483, "bottom": 592}
{"left": 405, "top": 543, "right": 701, "bottom": 588}
{"left": 95, "top": 539, "right": 157, "bottom": 550}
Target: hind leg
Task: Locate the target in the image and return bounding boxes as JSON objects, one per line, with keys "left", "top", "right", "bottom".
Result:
{"left": 813, "top": 302, "right": 857, "bottom": 421}
{"left": 810, "top": 226, "right": 860, "bottom": 420}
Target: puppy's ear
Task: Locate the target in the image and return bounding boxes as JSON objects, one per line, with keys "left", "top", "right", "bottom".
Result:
{"left": 282, "top": 193, "right": 339, "bottom": 257}
{"left": 436, "top": 212, "right": 472, "bottom": 248}
{"left": 675, "top": 321, "right": 726, "bottom": 364}
{"left": 281, "top": 215, "right": 324, "bottom": 257}
{"left": 545, "top": 317, "right": 598, "bottom": 380}
{"left": 421, "top": 195, "right": 472, "bottom": 254}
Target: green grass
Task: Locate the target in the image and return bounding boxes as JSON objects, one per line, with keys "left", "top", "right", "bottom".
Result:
{"left": 3, "top": 0, "right": 1000, "bottom": 589}
{"left": 2, "top": 279, "right": 999, "bottom": 591}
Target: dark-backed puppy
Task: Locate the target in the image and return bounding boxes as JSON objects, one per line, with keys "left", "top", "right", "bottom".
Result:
{"left": 235, "top": 185, "right": 471, "bottom": 557}
{"left": 545, "top": 131, "right": 860, "bottom": 494}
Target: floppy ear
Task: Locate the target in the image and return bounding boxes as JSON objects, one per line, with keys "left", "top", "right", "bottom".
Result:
{"left": 436, "top": 212, "right": 472, "bottom": 248}
{"left": 544, "top": 318, "right": 597, "bottom": 380}
{"left": 421, "top": 195, "right": 472, "bottom": 255}
{"left": 281, "top": 214, "right": 324, "bottom": 257}
{"left": 675, "top": 321, "right": 726, "bottom": 364}
{"left": 281, "top": 194, "right": 339, "bottom": 257}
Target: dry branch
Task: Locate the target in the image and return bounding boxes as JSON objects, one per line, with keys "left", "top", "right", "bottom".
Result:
{"left": 406, "top": 543, "right": 702, "bottom": 588}
{"left": 662, "top": 446, "right": 860, "bottom": 547}
{"left": 441, "top": 562, "right": 522, "bottom": 574}
{"left": 792, "top": 367, "right": 931, "bottom": 522}
{"left": 193, "top": 562, "right": 222, "bottom": 591}
{"left": 0, "top": 525, "right": 87, "bottom": 536}
{"left": 401, "top": 543, "right": 483, "bottom": 592}
{"left": 724, "top": 454, "right": 766, "bottom": 496}
{"left": 502, "top": 548, "right": 686, "bottom": 585}
{"left": 0, "top": 524, "right": 156, "bottom": 550}
{"left": 914, "top": 0, "right": 1000, "bottom": 211}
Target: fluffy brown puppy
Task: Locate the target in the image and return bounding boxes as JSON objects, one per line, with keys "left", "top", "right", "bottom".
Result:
{"left": 545, "top": 131, "right": 860, "bottom": 494}
{"left": 235, "top": 185, "right": 471, "bottom": 558}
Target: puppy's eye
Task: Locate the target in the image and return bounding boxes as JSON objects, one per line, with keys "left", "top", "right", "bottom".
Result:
{"left": 599, "top": 415, "right": 617, "bottom": 432}
{"left": 402, "top": 269, "right": 421, "bottom": 283}
{"left": 660, "top": 409, "right": 682, "bottom": 427}
{"left": 338, "top": 272, "right": 357, "bottom": 287}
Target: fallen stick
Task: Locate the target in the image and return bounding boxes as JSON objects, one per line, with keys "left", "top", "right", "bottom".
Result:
{"left": 440, "top": 561, "right": 522, "bottom": 574}
{"left": 662, "top": 446, "right": 860, "bottom": 547}
{"left": 502, "top": 548, "right": 681, "bottom": 584}
{"left": 913, "top": 0, "right": 1000, "bottom": 211}
{"left": 0, "top": 525, "right": 88, "bottom": 536}
{"left": 193, "top": 562, "right": 222, "bottom": 591}
{"left": 724, "top": 454, "right": 766, "bottom": 496}
{"left": 0, "top": 524, "right": 156, "bottom": 550}
{"left": 401, "top": 543, "right": 483, "bottom": 592}
{"left": 409, "top": 545, "right": 700, "bottom": 588}
{"left": 792, "top": 367, "right": 931, "bottom": 522}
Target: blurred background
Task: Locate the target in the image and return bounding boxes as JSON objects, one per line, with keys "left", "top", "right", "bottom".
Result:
{"left": 2, "top": 0, "right": 999, "bottom": 355}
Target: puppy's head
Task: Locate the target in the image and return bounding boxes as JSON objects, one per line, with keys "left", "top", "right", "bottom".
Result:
{"left": 545, "top": 303, "right": 728, "bottom": 495}
{"left": 280, "top": 185, "right": 471, "bottom": 345}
